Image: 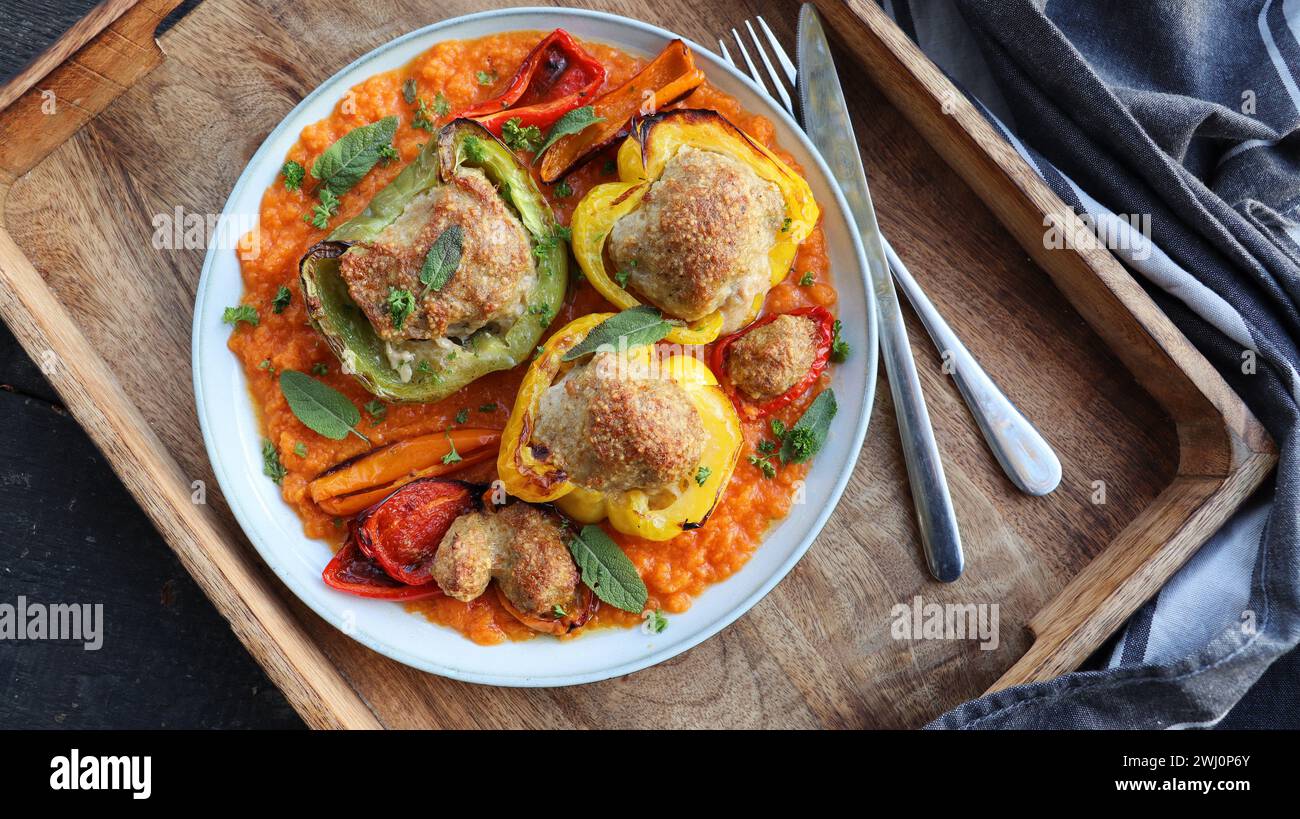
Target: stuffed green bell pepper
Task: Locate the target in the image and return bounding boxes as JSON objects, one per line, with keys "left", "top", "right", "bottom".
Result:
{"left": 299, "top": 119, "right": 568, "bottom": 402}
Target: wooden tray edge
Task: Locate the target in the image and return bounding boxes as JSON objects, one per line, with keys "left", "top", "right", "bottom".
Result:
{"left": 822, "top": 0, "right": 1276, "bottom": 690}
{"left": 0, "top": 0, "right": 383, "bottom": 730}
{"left": 0, "top": 0, "right": 140, "bottom": 113}
{"left": 0, "top": 0, "right": 1275, "bottom": 726}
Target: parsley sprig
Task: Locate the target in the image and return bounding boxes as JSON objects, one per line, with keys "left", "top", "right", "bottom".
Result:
{"left": 502, "top": 117, "right": 543, "bottom": 153}
{"left": 386, "top": 288, "right": 415, "bottom": 330}
{"left": 223, "top": 304, "right": 259, "bottom": 328}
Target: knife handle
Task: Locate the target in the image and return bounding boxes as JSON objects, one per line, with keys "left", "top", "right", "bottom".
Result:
{"left": 883, "top": 238, "right": 1062, "bottom": 496}
{"left": 877, "top": 285, "right": 964, "bottom": 582}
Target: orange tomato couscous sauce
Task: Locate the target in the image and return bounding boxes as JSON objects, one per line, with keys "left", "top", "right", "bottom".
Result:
{"left": 231, "top": 32, "right": 838, "bottom": 644}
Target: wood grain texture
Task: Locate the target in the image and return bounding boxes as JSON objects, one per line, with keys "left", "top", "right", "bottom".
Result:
{"left": 0, "top": 343, "right": 302, "bottom": 729}
{"left": 0, "top": 0, "right": 381, "bottom": 730}
{"left": 0, "top": 0, "right": 1275, "bottom": 728}
{"left": 0, "top": 0, "right": 135, "bottom": 111}
{"left": 822, "top": 0, "right": 1276, "bottom": 689}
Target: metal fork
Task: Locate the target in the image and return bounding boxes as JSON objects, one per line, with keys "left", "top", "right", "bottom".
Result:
{"left": 720, "top": 17, "right": 1062, "bottom": 497}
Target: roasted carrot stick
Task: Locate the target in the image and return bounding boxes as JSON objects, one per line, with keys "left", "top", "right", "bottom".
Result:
{"left": 538, "top": 39, "right": 705, "bottom": 183}
{"left": 316, "top": 447, "right": 496, "bottom": 517}
{"left": 310, "top": 428, "right": 501, "bottom": 504}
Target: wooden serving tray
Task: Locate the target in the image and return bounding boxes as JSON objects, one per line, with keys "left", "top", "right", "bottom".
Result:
{"left": 0, "top": 0, "right": 1275, "bottom": 728}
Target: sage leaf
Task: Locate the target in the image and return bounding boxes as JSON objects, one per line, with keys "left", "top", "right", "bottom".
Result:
{"left": 562, "top": 305, "right": 671, "bottom": 361}
{"left": 568, "top": 525, "right": 648, "bottom": 613}
{"left": 279, "top": 370, "right": 369, "bottom": 443}
{"left": 535, "top": 106, "right": 605, "bottom": 160}
{"left": 310, "top": 116, "right": 399, "bottom": 196}
{"left": 401, "top": 78, "right": 418, "bottom": 105}
{"left": 780, "top": 389, "right": 837, "bottom": 464}
{"left": 419, "top": 226, "right": 463, "bottom": 294}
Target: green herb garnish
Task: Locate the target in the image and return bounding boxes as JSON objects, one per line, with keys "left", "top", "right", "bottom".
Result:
{"left": 223, "top": 304, "right": 259, "bottom": 328}
{"left": 535, "top": 106, "right": 604, "bottom": 158}
{"left": 554, "top": 180, "right": 573, "bottom": 198}
{"left": 532, "top": 225, "right": 571, "bottom": 261}
{"left": 780, "top": 389, "right": 837, "bottom": 464}
{"left": 441, "top": 432, "right": 462, "bottom": 465}
{"left": 311, "top": 362, "right": 329, "bottom": 376}
{"left": 770, "top": 418, "right": 787, "bottom": 439}
{"left": 501, "top": 117, "right": 543, "bottom": 153}
{"left": 562, "top": 305, "right": 672, "bottom": 361}
{"left": 261, "top": 439, "right": 286, "bottom": 485}
{"left": 279, "top": 370, "right": 368, "bottom": 442}
{"left": 758, "top": 439, "right": 776, "bottom": 454}
{"left": 281, "top": 160, "right": 305, "bottom": 192}
{"left": 412, "top": 98, "right": 436, "bottom": 131}
{"left": 461, "top": 135, "right": 487, "bottom": 164}
{"left": 401, "top": 78, "right": 419, "bottom": 105}
{"left": 293, "top": 442, "right": 308, "bottom": 458}
{"left": 454, "top": 408, "right": 469, "bottom": 425}
{"left": 529, "top": 302, "right": 554, "bottom": 326}
{"left": 478, "top": 403, "right": 498, "bottom": 413}
{"left": 307, "top": 187, "right": 340, "bottom": 229}
{"left": 271, "top": 285, "right": 292, "bottom": 314}
{"left": 798, "top": 271, "right": 815, "bottom": 287}
{"left": 377, "top": 143, "right": 399, "bottom": 164}
{"left": 694, "top": 466, "right": 711, "bottom": 486}
{"left": 830, "top": 319, "right": 850, "bottom": 362}
{"left": 568, "top": 525, "right": 648, "bottom": 614}
{"left": 748, "top": 454, "right": 777, "bottom": 479}
{"left": 644, "top": 609, "right": 668, "bottom": 634}
{"left": 364, "top": 400, "right": 386, "bottom": 423}
{"left": 310, "top": 116, "right": 399, "bottom": 196}
{"left": 476, "top": 69, "right": 497, "bottom": 86}
{"left": 419, "top": 226, "right": 463, "bottom": 295}
{"left": 386, "top": 288, "right": 416, "bottom": 330}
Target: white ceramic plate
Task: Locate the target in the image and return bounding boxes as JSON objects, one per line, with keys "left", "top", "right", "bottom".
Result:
{"left": 192, "top": 7, "right": 878, "bottom": 686}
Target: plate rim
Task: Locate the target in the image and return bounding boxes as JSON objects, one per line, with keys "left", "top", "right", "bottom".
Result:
{"left": 191, "top": 5, "right": 879, "bottom": 687}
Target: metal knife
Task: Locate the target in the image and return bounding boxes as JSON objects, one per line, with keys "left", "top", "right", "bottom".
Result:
{"left": 797, "top": 4, "right": 963, "bottom": 582}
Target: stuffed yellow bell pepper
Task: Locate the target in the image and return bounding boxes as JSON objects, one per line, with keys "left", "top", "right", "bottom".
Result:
{"left": 497, "top": 312, "right": 743, "bottom": 541}
{"left": 570, "top": 109, "right": 819, "bottom": 344}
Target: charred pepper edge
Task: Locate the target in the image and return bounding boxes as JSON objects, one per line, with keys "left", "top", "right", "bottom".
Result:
{"left": 710, "top": 306, "right": 836, "bottom": 420}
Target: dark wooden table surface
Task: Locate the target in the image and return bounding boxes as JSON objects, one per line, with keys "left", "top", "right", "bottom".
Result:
{"left": 0, "top": 0, "right": 302, "bottom": 730}
{"left": 0, "top": 0, "right": 1292, "bottom": 731}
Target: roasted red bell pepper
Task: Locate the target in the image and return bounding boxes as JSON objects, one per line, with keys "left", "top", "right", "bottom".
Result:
{"left": 710, "top": 306, "right": 835, "bottom": 419}
{"left": 322, "top": 538, "right": 445, "bottom": 601}
{"left": 458, "top": 29, "right": 606, "bottom": 134}
{"left": 353, "top": 479, "right": 478, "bottom": 586}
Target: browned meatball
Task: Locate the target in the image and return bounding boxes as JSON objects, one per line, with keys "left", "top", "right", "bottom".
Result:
{"left": 431, "top": 504, "right": 579, "bottom": 617}
{"left": 532, "top": 352, "right": 706, "bottom": 493}
{"left": 338, "top": 167, "right": 535, "bottom": 343}
{"left": 727, "top": 314, "right": 819, "bottom": 401}
{"left": 493, "top": 505, "right": 579, "bottom": 617}
{"left": 608, "top": 147, "right": 784, "bottom": 332}
{"left": 429, "top": 511, "right": 494, "bottom": 602}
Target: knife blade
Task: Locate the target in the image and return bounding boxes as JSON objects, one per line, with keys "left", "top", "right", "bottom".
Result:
{"left": 796, "top": 3, "right": 963, "bottom": 582}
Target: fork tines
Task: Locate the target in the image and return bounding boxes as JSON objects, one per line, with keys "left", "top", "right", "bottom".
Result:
{"left": 718, "top": 16, "right": 798, "bottom": 117}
